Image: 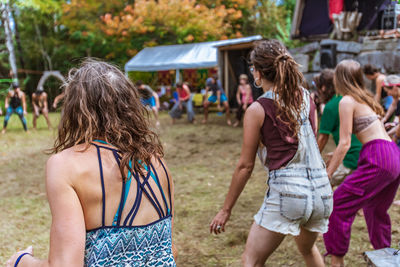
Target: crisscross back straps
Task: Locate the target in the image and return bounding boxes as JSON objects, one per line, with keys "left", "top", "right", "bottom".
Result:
{"left": 92, "top": 140, "right": 172, "bottom": 227}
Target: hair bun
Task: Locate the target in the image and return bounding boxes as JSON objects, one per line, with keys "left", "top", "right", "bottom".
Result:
{"left": 274, "top": 54, "right": 290, "bottom": 66}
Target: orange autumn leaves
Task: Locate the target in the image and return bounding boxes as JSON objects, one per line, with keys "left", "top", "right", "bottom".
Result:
{"left": 100, "top": 0, "right": 255, "bottom": 45}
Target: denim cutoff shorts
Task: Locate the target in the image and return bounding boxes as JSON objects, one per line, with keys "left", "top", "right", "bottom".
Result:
{"left": 254, "top": 167, "right": 333, "bottom": 236}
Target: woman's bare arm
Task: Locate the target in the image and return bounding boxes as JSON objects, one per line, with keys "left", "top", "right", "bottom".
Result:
{"left": 374, "top": 76, "right": 385, "bottom": 103}
{"left": 244, "top": 85, "right": 251, "bottom": 106}
{"left": 382, "top": 97, "right": 398, "bottom": 123}
{"left": 210, "top": 102, "right": 264, "bottom": 234}
{"left": 9, "top": 154, "right": 86, "bottom": 267}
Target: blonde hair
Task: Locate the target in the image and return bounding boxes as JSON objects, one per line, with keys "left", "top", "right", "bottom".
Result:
{"left": 335, "top": 60, "right": 384, "bottom": 116}
{"left": 239, "top": 74, "right": 248, "bottom": 82}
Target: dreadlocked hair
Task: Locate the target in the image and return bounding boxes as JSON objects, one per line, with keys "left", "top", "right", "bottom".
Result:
{"left": 250, "top": 39, "right": 305, "bottom": 139}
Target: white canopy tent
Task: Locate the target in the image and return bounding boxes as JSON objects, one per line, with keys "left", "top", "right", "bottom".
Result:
{"left": 124, "top": 35, "right": 262, "bottom": 83}
{"left": 125, "top": 35, "right": 263, "bottom": 98}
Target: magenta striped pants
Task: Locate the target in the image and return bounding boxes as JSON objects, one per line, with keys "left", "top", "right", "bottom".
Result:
{"left": 323, "top": 139, "right": 400, "bottom": 256}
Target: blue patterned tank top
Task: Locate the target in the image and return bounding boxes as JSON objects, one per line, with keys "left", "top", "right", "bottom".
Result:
{"left": 84, "top": 141, "right": 175, "bottom": 266}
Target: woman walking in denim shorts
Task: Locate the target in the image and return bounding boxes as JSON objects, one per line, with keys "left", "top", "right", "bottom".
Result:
{"left": 210, "top": 40, "right": 332, "bottom": 267}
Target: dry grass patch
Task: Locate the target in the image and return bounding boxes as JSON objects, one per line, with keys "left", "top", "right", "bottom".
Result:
{"left": 0, "top": 112, "right": 399, "bottom": 266}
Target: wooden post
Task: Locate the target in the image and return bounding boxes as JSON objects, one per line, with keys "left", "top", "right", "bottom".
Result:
{"left": 224, "top": 51, "right": 229, "bottom": 100}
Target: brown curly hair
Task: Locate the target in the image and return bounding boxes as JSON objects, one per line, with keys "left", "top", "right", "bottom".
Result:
{"left": 315, "top": 69, "right": 336, "bottom": 104}
{"left": 51, "top": 59, "right": 163, "bottom": 177}
{"left": 250, "top": 39, "right": 305, "bottom": 138}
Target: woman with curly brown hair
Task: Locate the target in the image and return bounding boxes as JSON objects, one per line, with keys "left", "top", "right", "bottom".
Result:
{"left": 210, "top": 40, "right": 331, "bottom": 267}
{"left": 6, "top": 59, "right": 176, "bottom": 267}
{"left": 323, "top": 60, "right": 400, "bottom": 267}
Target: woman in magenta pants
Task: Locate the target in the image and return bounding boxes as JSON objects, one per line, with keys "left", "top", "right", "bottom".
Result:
{"left": 324, "top": 60, "right": 400, "bottom": 267}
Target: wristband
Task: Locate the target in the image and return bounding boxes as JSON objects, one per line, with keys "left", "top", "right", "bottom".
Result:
{"left": 14, "top": 252, "right": 32, "bottom": 267}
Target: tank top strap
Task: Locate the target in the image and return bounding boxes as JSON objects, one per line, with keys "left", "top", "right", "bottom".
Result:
{"left": 93, "top": 143, "right": 107, "bottom": 227}
{"left": 258, "top": 90, "right": 275, "bottom": 100}
{"left": 158, "top": 159, "right": 172, "bottom": 214}
{"left": 92, "top": 140, "right": 132, "bottom": 227}
{"left": 124, "top": 169, "right": 165, "bottom": 225}
{"left": 91, "top": 140, "right": 171, "bottom": 227}
{"left": 300, "top": 88, "right": 311, "bottom": 122}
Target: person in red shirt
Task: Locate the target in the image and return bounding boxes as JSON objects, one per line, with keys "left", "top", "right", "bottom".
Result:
{"left": 168, "top": 82, "right": 195, "bottom": 124}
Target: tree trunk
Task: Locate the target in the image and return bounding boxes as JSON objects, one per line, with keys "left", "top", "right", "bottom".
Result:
{"left": 1, "top": 1, "right": 18, "bottom": 82}
{"left": 10, "top": 4, "right": 25, "bottom": 77}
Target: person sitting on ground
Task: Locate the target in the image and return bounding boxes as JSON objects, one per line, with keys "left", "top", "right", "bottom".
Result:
{"left": 384, "top": 76, "right": 400, "bottom": 208}
{"left": 382, "top": 75, "right": 400, "bottom": 144}
{"left": 202, "top": 75, "right": 231, "bottom": 125}
{"left": 210, "top": 40, "right": 331, "bottom": 267}
{"left": 32, "top": 88, "right": 52, "bottom": 130}
{"left": 233, "top": 74, "right": 253, "bottom": 127}
{"left": 136, "top": 80, "right": 160, "bottom": 126}
{"left": 363, "top": 64, "right": 391, "bottom": 110}
{"left": 323, "top": 60, "right": 400, "bottom": 267}
{"left": 2, "top": 83, "right": 28, "bottom": 134}
{"left": 169, "top": 82, "right": 195, "bottom": 124}
{"left": 6, "top": 59, "right": 176, "bottom": 267}
{"left": 381, "top": 75, "right": 400, "bottom": 127}
{"left": 52, "top": 92, "right": 65, "bottom": 109}
{"left": 316, "top": 69, "right": 362, "bottom": 187}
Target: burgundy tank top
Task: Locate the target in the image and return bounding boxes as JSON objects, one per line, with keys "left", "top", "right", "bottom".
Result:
{"left": 257, "top": 95, "right": 317, "bottom": 170}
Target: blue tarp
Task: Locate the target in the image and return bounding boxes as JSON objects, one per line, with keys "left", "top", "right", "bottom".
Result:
{"left": 124, "top": 35, "right": 262, "bottom": 72}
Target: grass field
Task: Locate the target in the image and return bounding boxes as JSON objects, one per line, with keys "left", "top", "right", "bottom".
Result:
{"left": 0, "top": 112, "right": 399, "bottom": 266}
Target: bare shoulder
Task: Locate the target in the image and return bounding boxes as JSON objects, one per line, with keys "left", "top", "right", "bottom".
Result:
{"left": 151, "top": 156, "right": 169, "bottom": 175}
{"left": 377, "top": 74, "right": 386, "bottom": 83}
{"left": 46, "top": 144, "right": 94, "bottom": 184}
{"left": 340, "top": 95, "right": 356, "bottom": 105}
{"left": 339, "top": 95, "right": 356, "bottom": 114}
{"left": 244, "top": 101, "right": 265, "bottom": 124}
{"left": 247, "top": 101, "right": 264, "bottom": 114}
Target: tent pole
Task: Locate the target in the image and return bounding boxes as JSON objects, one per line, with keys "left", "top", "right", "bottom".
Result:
{"left": 224, "top": 51, "right": 229, "bottom": 100}
{"left": 175, "top": 69, "right": 180, "bottom": 85}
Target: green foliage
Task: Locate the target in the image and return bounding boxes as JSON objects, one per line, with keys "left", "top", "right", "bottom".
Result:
{"left": 128, "top": 71, "right": 158, "bottom": 87}
{"left": 0, "top": 0, "right": 299, "bottom": 99}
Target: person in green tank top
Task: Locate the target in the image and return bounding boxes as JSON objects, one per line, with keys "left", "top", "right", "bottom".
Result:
{"left": 315, "top": 69, "right": 362, "bottom": 186}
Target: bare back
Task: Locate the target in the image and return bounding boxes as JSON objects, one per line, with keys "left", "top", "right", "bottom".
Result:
{"left": 341, "top": 95, "right": 391, "bottom": 144}
{"left": 61, "top": 142, "right": 172, "bottom": 230}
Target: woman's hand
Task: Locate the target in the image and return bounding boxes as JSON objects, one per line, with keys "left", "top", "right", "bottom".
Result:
{"left": 210, "top": 209, "right": 231, "bottom": 235}
{"left": 6, "top": 246, "right": 33, "bottom": 267}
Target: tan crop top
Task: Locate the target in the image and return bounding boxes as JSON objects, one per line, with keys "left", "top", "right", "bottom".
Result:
{"left": 353, "top": 115, "right": 380, "bottom": 134}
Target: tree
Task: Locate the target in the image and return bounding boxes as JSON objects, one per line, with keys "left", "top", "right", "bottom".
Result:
{"left": 99, "top": 0, "right": 259, "bottom": 61}
{"left": 1, "top": 1, "right": 18, "bottom": 81}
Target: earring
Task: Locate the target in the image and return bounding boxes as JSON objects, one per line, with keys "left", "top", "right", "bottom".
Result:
{"left": 254, "top": 78, "right": 263, "bottom": 88}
